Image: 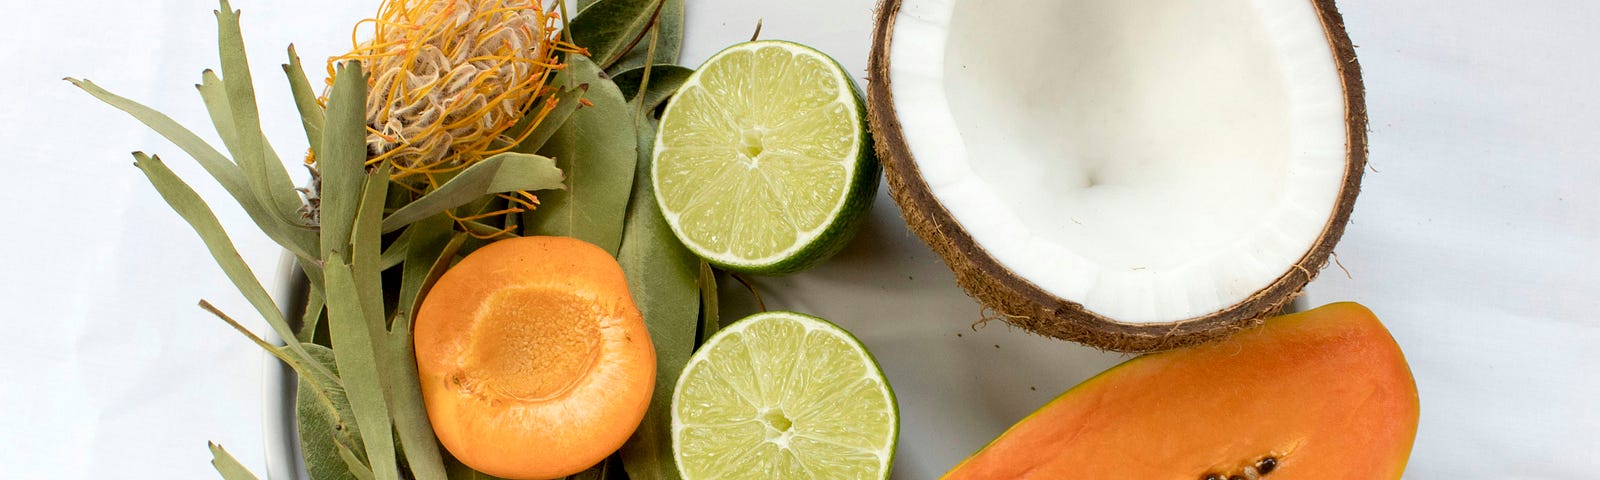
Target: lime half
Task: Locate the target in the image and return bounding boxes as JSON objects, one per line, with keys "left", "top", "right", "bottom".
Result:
{"left": 672, "top": 311, "right": 898, "bottom": 479}
{"left": 653, "top": 40, "right": 879, "bottom": 274}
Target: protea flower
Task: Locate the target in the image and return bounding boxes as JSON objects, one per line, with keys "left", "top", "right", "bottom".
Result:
{"left": 327, "top": 0, "right": 565, "bottom": 181}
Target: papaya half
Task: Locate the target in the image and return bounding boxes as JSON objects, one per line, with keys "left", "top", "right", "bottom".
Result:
{"left": 944, "top": 302, "right": 1419, "bottom": 479}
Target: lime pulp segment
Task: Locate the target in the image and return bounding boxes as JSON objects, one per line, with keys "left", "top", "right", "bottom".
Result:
{"left": 672, "top": 311, "right": 898, "bottom": 479}
{"left": 653, "top": 41, "right": 868, "bottom": 270}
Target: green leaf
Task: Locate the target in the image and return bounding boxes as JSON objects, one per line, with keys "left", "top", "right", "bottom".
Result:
{"left": 512, "top": 83, "right": 587, "bottom": 156}
{"left": 351, "top": 162, "right": 391, "bottom": 332}
{"left": 324, "top": 253, "right": 400, "bottom": 480}
{"left": 385, "top": 216, "right": 457, "bottom": 480}
{"left": 697, "top": 261, "right": 719, "bottom": 345}
{"left": 196, "top": 70, "right": 243, "bottom": 159}
{"left": 131, "top": 153, "right": 329, "bottom": 380}
{"left": 525, "top": 55, "right": 637, "bottom": 254}
{"left": 608, "top": 0, "right": 683, "bottom": 74}
{"left": 377, "top": 224, "right": 414, "bottom": 271}
{"left": 570, "top": 0, "right": 664, "bottom": 69}
{"left": 398, "top": 215, "right": 462, "bottom": 323}
{"left": 296, "top": 286, "right": 326, "bottom": 344}
{"left": 208, "top": 442, "right": 262, "bottom": 480}
{"left": 613, "top": 64, "right": 693, "bottom": 113}
{"left": 215, "top": 0, "right": 307, "bottom": 226}
{"left": 382, "top": 153, "right": 564, "bottom": 233}
{"left": 284, "top": 44, "right": 325, "bottom": 157}
{"left": 296, "top": 344, "right": 372, "bottom": 480}
{"left": 445, "top": 455, "right": 510, "bottom": 480}
{"left": 320, "top": 61, "right": 368, "bottom": 261}
{"left": 67, "top": 78, "right": 319, "bottom": 262}
{"left": 617, "top": 118, "right": 697, "bottom": 480}
{"left": 566, "top": 455, "right": 626, "bottom": 480}
{"left": 384, "top": 328, "right": 447, "bottom": 480}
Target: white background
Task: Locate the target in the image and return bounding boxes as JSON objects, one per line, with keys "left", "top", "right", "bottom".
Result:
{"left": 3, "top": 0, "right": 1597, "bottom": 478}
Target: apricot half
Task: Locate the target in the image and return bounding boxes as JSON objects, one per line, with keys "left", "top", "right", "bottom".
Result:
{"left": 414, "top": 236, "right": 656, "bottom": 479}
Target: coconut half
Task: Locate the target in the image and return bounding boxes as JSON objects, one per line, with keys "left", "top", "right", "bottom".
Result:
{"left": 868, "top": 0, "right": 1366, "bottom": 352}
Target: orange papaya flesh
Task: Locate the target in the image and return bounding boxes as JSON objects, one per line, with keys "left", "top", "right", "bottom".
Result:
{"left": 943, "top": 302, "right": 1419, "bottom": 480}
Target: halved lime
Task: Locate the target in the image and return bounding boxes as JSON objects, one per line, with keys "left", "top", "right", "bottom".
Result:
{"left": 672, "top": 311, "right": 898, "bottom": 479}
{"left": 653, "top": 40, "right": 879, "bottom": 274}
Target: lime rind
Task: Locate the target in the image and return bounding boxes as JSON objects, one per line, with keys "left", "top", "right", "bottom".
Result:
{"left": 654, "top": 40, "right": 880, "bottom": 274}
{"left": 672, "top": 311, "right": 898, "bottom": 479}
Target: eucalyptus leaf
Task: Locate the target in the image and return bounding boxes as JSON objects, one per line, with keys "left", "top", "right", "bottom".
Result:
{"left": 208, "top": 442, "right": 262, "bottom": 480}
{"left": 613, "top": 64, "right": 693, "bottom": 113}
{"left": 215, "top": 0, "right": 307, "bottom": 226}
{"left": 320, "top": 61, "right": 368, "bottom": 261}
{"left": 569, "top": 0, "right": 663, "bottom": 69}
{"left": 608, "top": 0, "right": 683, "bottom": 74}
{"left": 68, "top": 78, "right": 320, "bottom": 262}
{"left": 525, "top": 55, "right": 637, "bottom": 254}
{"left": 697, "top": 261, "right": 719, "bottom": 345}
{"left": 284, "top": 44, "right": 325, "bottom": 157}
{"left": 382, "top": 153, "right": 564, "bottom": 233}
{"left": 297, "top": 344, "right": 370, "bottom": 480}
{"left": 617, "top": 118, "right": 697, "bottom": 480}
{"left": 324, "top": 254, "right": 400, "bottom": 480}
{"left": 131, "top": 153, "right": 330, "bottom": 380}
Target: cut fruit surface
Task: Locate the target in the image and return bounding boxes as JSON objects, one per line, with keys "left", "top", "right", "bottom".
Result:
{"left": 869, "top": 0, "right": 1367, "bottom": 351}
{"left": 672, "top": 311, "right": 898, "bottom": 479}
{"left": 654, "top": 40, "right": 880, "bottom": 274}
{"left": 414, "top": 236, "right": 655, "bottom": 479}
{"left": 943, "top": 302, "right": 1420, "bottom": 480}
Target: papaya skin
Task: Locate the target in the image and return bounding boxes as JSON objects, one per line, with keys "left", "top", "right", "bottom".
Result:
{"left": 414, "top": 236, "right": 656, "bottom": 479}
{"left": 943, "top": 302, "right": 1419, "bottom": 479}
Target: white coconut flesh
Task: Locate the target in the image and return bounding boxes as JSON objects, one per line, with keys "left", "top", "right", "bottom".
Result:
{"left": 888, "top": 0, "right": 1348, "bottom": 323}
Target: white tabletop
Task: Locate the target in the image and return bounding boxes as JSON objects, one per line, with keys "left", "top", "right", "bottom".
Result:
{"left": 3, "top": 0, "right": 1596, "bottom": 478}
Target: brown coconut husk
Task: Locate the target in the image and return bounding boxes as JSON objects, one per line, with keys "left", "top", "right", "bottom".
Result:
{"left": 866, "top": 0, "right": 1367, "bottom": 353}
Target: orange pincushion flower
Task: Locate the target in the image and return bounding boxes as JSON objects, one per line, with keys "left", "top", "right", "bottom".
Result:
{"left": 326, "top": 0, "right": 566, "bottom": 180}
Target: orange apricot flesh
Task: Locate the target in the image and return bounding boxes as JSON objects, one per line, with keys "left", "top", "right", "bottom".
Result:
{"left": 415, "top": 236, "right": 656, "bottom": 479}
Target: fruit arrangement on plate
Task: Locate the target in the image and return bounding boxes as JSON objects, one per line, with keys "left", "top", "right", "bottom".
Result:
{"left": 74, "top": 0, "right": 1418, "bottom": 478}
